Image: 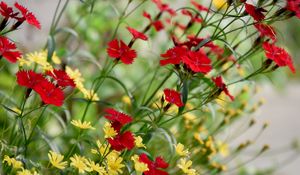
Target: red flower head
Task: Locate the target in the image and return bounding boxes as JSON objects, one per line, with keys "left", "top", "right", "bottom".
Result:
{"left": 14, "top": 2, "right": 41, "bottom": 29}
{"left": 287, "top": 0, "right": 300, "bottom": 18}
{"left": 107, "top": 131, "right": 135, "bottom": 151}
{"left": 263, "top": 42, "right": 296, "bottom": 73}
{"left": 139, "top": 153, "right": 169, "bottom": 175}
{"left": 160, "top": 46, "right": 188, "bottom": 66}
{"left": 181, "top": 9, "right": 203, "bottom": 23}
{"left": 107, "top": 39, "right": 137, "bottom": 64}
{"left": 16, "top": 70, "right": 45, "bottom": 89}
{"left": 104, "top": 108, "right": 133, "bottom": 131}
{"left": 0, "top": 2, "right": 17, "bottom": 19}
{"left": 212, "top": 76, "right": 234, "bottom": 101}
{"left": 46, "top": 69, "right": 75, "bottom": 88}
{"left": 152, "top": 0, "right": 176, "bottom": 16}
{"left": 143, "top": 11, "right": 165, "bottom": 31}
{"left": 163, "top": 88, "right": 184, "bottom": 107}
{"left": 34, "top": 79, "right": 64, "bottom": 106}
{"left": 126, "top": 27, "right": 148, "bottom": 41}
{"left": 245, "top": 3, "right": 266, "bottom": 21}
{"left": 254, "top": 23, "right": 276, "bottom": 41}
{"left": 191, "top": 0, "right": 209, "bottom": 12}
{"left": 182, "top": 50, "right": 212, "bottom": 74}
{"left": 0, "top": 36, "right": 22, "bottom": 63}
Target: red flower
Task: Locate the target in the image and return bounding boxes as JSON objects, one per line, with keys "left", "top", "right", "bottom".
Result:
{"left": 126, "top": 27, "right": 148, "bottom": 41}
{"left": 104, "top": 108, "right": 133, "bottom": 131}
{"left": 160, "top": 46, "right": 188, "bottom": 66}
{"left": 152, "top": 0, "right": 176, "bottom": 16}
{"left": 245, "top": 3, "right": 266, "bottom": 21}
{"left": 0, "top": 36, "right": 21, "bottom": 63}
{"left": 107, "top": 131, "right": 135, "bottom": 151}
{"left": 34, "top": 80, "right": 64, "bottom": 106}
{"left": 14, "top": 3, "right": 41, "bottom": 29}
{"left": 107, "top": 39, "right": 137, "bottom": 64}
{"left": 46, "top": 69, "right": 75, "bottom": 88}
{"left": 212, "top": 76, "right": 234, "bottom": 101}
{"left": 263, "top": 42, "right": 296, "bottom": 73}
{"left": 181, "top": 9, "right": 202, "bottom": 23}
{"left": 16, "top": 70, "right": 45, "bottom": 89}
{"left": 287, "top": 0, "right": 300, "bottom": 18}
{"left": 191, "top": 0, "right": 209, "bottom": 12}
{"left": 143, "top": 11, "right": 165, "bottom": 31}
{"left": 254, "top": 23, "right": 276, "bottom": 41}
{"left": 139, "top": 153, "right": 169, "bottom": 175}
{"left": 0, "top": 2, "right": 17, "bottom": 19}
{"left": 182, "top": 50, "right": 212, "bottom": 74}
{"left": 163, "top": 89, "right": 184, "bottom": 107}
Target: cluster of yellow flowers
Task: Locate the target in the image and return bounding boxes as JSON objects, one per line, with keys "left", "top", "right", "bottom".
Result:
{"left": 18, "top": 50, "right": 61, "bottom": 71}
{"left": 2, "top": 156, "right": 38, "bottom": 175}
{"left": 174, "top": 143, "right": 197, "bottom": 175}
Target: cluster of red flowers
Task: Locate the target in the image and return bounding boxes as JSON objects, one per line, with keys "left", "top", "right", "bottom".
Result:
{"left": 0, "top": 1, "right": 40, "bottom": 29}
{"left": 16, "top": 69, "right": 75, "bottom": 106}
{"left": 0, "top": 2, "right": 40, "bottom": 63}
{"left": 104, "top": 108, "right": 135, "bottom": 151}
{"left": 242, "top": 1, "right": 296, "bottom": 73}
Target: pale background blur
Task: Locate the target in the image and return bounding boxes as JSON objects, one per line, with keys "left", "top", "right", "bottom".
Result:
{"left": 4, "top": 0, "right": 300, "bottom": 174}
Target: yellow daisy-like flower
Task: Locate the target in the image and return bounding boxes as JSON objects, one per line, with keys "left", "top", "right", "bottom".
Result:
{"left": 3, "top": 155, "right": 23, "bottom": 169}
{"left": 86, "top": 159, "right": 107, "bottom": 175}
{"left": 103, "top": 122, "right": 117, "bottom": 138}
{"left": 71, "top": 119, "right": 95, "bottom": 130}
{"left": 131, "top": 155, "right": 149, "bottom": 172}
{"left": 70, "top": 154, "right": 91, "bottom": 174}
{"left": 212, "top": 0, "right": 228, "bottom": 10}
{"left": 48, "top": 151, "right": 68, "bottom": 170}
{"left": 175, "top": 143, "right": 189, "bottom": 157}
{"left": 134, "top": 136, "right": 146, "bottom": 148}
{"left": 20, "top": 50, "right": 54, "bottom": 71}
{"left": 107, "top": 152, "right": 125, "bottom": 175}
{"left": 177, "top": 158, "right": 197, "bottom": 175}
{"left": 81, "top": 89, "right": 100, "bottom": 101}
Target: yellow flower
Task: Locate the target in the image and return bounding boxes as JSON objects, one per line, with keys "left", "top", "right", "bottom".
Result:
{"left": 81, "top": 89, "right": 100, "bottom": 101}
{"left": 51, "top": 52, "right": 61, "bottom": 64}
{"left": 122, "top": 96, "right": 131, "bottom": 105}
{"left": 177, "top": 158, "right": 197, "bottom": 175}
{"left": 134, "top": 136, "right": 146, "bottom": 148}
{"left": 20, "top": 50, "right": 54, "bottom": 71}
{"left": 66, "top": 66, "right": 85, "bottom": 88}
{"left": 3, "top": 155, "right": 23, "bottom": 169}
{"left": 71, "top": 119, "right": 95, "bottom": 130}
{"left": 175, "top": 143, "right": 189, "bottom": 157}
{"left": 131, "top": 155, "right": 149, "bottom": 172}
{"left": 16, "top": 169, "right": 38, "bottom": 175}
{"left": 70, "top": 154, "right": 91, "bottom": 173}
{"left": 86, "top": 159, "right": 107, "bottom": 175}
{"left": 217, "top": 141, "right": 230, "bottom": 157}
{"left": 48, "top": 151, "right": 67, "bottom": 170}
{"left": 103, "top": 122, "right": 117, "bottom": 138}
{"left": 212, "top": 0, "right": 228, "bottom": 10}
{"left": 107, "top": 152, "right": 125, "bottom": 175}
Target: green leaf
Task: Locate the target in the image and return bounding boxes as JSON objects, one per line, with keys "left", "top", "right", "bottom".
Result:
{"left": 46, "top": 35, "right": 56, "bottom": 62}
